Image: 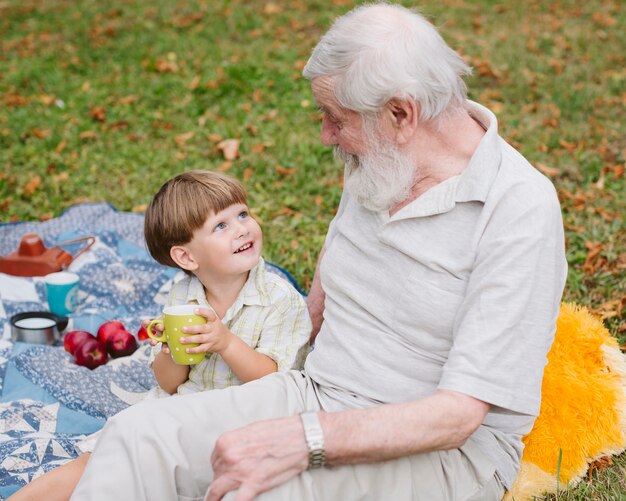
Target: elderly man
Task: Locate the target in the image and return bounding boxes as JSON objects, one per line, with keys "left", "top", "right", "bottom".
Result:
{"left": 72, "top": 3, "right": 567, "bottom": 500}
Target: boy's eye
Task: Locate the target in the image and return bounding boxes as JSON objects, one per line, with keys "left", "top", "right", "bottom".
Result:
{"left": 214, "top": 222, "right": 226, "bottom": 231}
{"left": 238, "top": 211, "right": 248, "bottom": 219}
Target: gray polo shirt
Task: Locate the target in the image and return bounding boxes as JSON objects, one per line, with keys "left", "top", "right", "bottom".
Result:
{"left": 304, "top": 101, "right": 568, "bottom": 488}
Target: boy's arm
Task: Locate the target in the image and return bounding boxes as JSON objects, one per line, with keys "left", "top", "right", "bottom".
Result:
{"left": 180, "top": 309, "right": 277, "bottom": 383}
{"left": 152, "top": 348, "right": 190, "bottom": 394}
{"left": 218, "top": 335, "right": 277, "bottom": 383}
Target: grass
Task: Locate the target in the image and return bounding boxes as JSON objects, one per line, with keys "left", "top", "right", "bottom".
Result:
{"left": 1, "top": 0, "right": 625, "bottom": 498}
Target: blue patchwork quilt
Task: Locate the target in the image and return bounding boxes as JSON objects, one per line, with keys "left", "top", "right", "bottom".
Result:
{"left": 0, "top": 203, "right": 302, "bottom": 499}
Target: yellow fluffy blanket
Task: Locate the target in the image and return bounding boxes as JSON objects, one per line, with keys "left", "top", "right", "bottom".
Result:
{"left": 504, "top": 303, "right": 626, "bottom": 500}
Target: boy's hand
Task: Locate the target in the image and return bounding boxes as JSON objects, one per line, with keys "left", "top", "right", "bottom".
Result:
{"left": 142, "top": 319, "right": 169, "bottom": 353}
{"left": 180, "top": 307, "right": 232, "bottom": 355}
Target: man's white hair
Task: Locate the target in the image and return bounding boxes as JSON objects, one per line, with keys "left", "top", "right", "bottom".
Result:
{"left": 303, "top": 2, "right": 471, "bottom": 121}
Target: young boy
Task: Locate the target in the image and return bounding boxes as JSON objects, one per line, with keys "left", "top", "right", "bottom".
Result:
{"left": 9, "top": 170, "right": 311, "bottom": 501}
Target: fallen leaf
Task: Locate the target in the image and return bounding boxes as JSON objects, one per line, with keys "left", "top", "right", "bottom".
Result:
{"left": 24, "top": 175, "right": 42, "bottom": 195}
{"left": 174, "top": 131, "right": 195, "bottom": 147}
{"left": 4, "top": 93, "right": 30, "bottom": 107}
{"left": 264, "top": 3, "right": 282, "bottom": 14}
{"left": 275, "top": 165, "right": 295, "bottom": 177}
{"left": 251, "top": 143, "right": 266, "bottom": 154}
{"left": 535, "top": 162, "right": 560, "bottom": 177}
{"left": 208, "top": 133, "right": 223, "bottom": 143}
{"left": 132, "top": 204, "right": 147, "bottom": 212}
{"left": 563, "top": 222, "right": 585, "bottom": 233}
{"left": 79, "top": 131, "right": 97, "bottom": 140}
{"left": 39, "top": 212, "right": 53, "bottom": 221}
{"left": 54, "top": 172, "right": 69, "bottom": 183}
{"left": 118, "top": 95, "right": 139, "bottom": 105}
{"left": 217, "top": 139, "right": 240, "bottom": 160}
{"left": 290, "top": 240, "right": 300, "bottom": 250}
{"left": 189, "top": 75, "right": 201, "bottom": 90}
{"left": 218, "top": 161, "right": 232, "bottom": 172}
{"left": 91, "top": 106, "right": 106, "bottom": 122}
{"left": 55, "top": 139, "right": 67, "bottom": 154}
{"left": 243, "top": 167, "right": 253, "bottom": 182}
{"left": 31, "top": 128, "right": 51, "bottom": 139}
{"left": 38, "top": 94, "right": 56, "bottom": 106}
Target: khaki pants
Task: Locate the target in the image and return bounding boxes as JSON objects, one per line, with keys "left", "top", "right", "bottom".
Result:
{"left": 71, "top": 371, "right": 504, "bottom": 501}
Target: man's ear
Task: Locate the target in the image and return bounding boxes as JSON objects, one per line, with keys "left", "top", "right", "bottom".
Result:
{"left": 387, "top": 98, "right": 419, "bottom": 145}
{"left": 170, "top": 245, "right": 199, "bottom": 272}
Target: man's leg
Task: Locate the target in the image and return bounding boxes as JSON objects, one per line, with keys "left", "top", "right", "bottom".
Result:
{"left": 250, "top": 437, "right": 503, "bottom": 501}
{"left": 71, "top": 372, "right": 311, "bottom": 501}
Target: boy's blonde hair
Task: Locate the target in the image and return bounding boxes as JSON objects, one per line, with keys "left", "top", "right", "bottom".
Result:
{"left": 144, "top": 170, "right": 247, "bottom": 269}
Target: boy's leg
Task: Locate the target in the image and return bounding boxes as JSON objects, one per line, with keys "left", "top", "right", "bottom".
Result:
{"left": 7, "top": 453, "right": 90, "bottom": 501}
{"left": 70, "top": 372, "right": 312, "bottom": 501}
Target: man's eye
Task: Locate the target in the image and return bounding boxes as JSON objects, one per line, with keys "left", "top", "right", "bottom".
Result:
{"left": 239, "top": 211, "right": 248, "bottom": 219}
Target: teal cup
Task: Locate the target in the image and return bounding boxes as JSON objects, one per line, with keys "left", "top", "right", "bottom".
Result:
{"left": 44, "top": 271, "right": 80, "bottom": 316}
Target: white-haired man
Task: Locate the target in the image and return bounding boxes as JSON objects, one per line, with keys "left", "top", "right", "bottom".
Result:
{"left": 72, "top": 4, "right": 567, "bottom": 500}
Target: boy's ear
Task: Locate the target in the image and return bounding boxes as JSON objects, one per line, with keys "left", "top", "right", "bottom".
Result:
{"left": 170, "top": 245, "right": 199, "bottom": 272}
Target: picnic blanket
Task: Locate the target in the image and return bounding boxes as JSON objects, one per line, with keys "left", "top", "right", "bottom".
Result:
{"left": 0, "top": 203, "right": 303, "bottom": 499}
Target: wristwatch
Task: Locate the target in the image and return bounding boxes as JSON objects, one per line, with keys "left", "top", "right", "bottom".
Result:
{"left": 300, "top": 411, "right": 326, "bottom": 469}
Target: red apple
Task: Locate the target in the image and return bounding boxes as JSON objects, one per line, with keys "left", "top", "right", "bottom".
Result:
{"left": 97, "top": 320, "right": 126, "bottom": 345}
{"left": 74, "top": 338, "right": 108, "bottom": 369}
{"left": 137, "top": 324, "right": 149, "bottom": 341}
{"left": 106, "top": 330, "right": 138, "bottom": 358}
{"left": 64, "top": 330, "right": 96, "bottom": 355}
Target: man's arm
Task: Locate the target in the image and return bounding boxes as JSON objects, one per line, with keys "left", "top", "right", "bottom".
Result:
{"left": 307, "top": 246, "right": 326, "bottom": 344}
{"left": 206, "top": 390, "right": 488, "bottom": 501}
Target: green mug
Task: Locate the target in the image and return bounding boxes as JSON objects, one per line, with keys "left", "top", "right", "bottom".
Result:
{"left": 146, "top": 304, "right": 206, "bottom": 365}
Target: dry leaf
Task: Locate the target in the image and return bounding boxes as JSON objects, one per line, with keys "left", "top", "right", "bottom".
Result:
{"left": 290, "top": 240, "right": 300, "bottom": 250}
{"left": 264, "top": 3, "right": 282, "bottom": 14}
{"left": 91, "top": 106, "right": 106, "bottom": 122}
{"left": 275, "top": 165, "right": 295, "bottom": 177}
{"left": 217, "top": 139, "right": 240, "bottom": 160}
{"left": 38, "top": 94, "right": 56, "bottom": 106}
{"left": 54, "top": 172, "right": 69, "bottom": 183}
{"left": 208, "top": 133, "right": 223, "bottom": 143}
{"left": 132, "top": 204, "right": 148, "bottom": 213}
{"left": 5, "top": 93, "right": 30, "bottom": 107}
{"left": 155, "top": 58, "right": 178, "bottom": 73}
{"left": 535, "top": 162, "right": 560, "bottom": 177}
{"left": 39, "top": 212, "right": 53, "bottom": 221}
{"left": 218, "top": 161, "right": 233, "bottom": 172}
{"left": 79, "top": 131, "right": 97, "bottom": 140}
{"left": 31, "top": 128, "right": 51, "bottom": 139}
{"left": 189, "top": 75, "right": 201, "bottom": 90}
{"left": 174, "top": 131, "right": 195, "bottom": 147}
{"left": 55, "top": 139, "right": 67, "bottom": 154}
{"left": 118, "top": 95, "right": 139, "bottom": 105}
{"left": 251, "top": 143, "right": 266, "bottom": 154}
{"left": 243, "top": 167, "right": 253, "bottom": 182}
{"left": 24, "top": 175, "right": 42, "bottom": 195}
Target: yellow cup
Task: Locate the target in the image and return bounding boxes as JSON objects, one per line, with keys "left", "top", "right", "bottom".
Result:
{"left": 146, "top": 305, "right": 206, "bottom": 365}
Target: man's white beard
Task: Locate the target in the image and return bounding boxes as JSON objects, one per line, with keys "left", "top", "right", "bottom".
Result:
{"left": 335, "top": 139, "right": 416, "bottom": 212}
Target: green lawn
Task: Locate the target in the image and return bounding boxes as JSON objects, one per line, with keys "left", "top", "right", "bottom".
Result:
{"left": 1, "top": 0, "right": 625, "bottom": 498}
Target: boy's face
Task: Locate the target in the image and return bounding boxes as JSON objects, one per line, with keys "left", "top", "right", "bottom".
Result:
{"left": 185, "top": 203, "right": 262, "bottom": 278}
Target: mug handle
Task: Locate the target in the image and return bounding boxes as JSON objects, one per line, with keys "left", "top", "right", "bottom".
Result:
{"left": 146, "top": 319, "right": 166, "bottom": 342}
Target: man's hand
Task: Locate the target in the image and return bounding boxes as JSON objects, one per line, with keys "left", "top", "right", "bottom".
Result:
{"left": 206, "top": 416, "right": 309, "bottom": 501}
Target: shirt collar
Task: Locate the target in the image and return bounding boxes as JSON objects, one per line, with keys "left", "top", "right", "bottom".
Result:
{"left": 184, "top": 257, "right": 270, "bottom": 323}
{"left": 222, "top": 257, "right": 270, "bottom": 323}
{"left": 387, "top": 100, "right": 501, "bottom": 222}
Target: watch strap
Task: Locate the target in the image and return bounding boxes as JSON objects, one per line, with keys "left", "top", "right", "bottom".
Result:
{"left": 300, "top": 411, "right": 326, "bottom": 469}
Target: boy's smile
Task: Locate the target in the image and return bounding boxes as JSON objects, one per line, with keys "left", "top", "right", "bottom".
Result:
{"left": 184, "top": 203, "right": 262, "bottom": 280}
